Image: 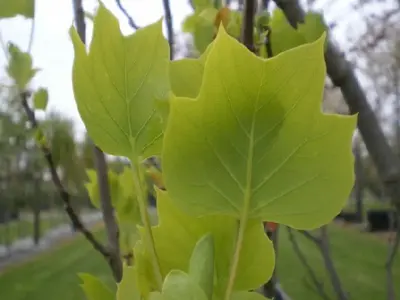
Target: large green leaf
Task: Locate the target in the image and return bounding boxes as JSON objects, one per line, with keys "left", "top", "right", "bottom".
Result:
{"left": 70, "top": 4, "right": 170, "bottom": 158}
{"left": 231, "top": 291, "right": 269, "bottom": 300}
{"left": 6, "top": 43, "right": 38, "bottom": 89}
{"left": 0, "top": 0, "right": 34, "bottom": 19}
{"left": 79, "top": 273, "right": 114, "bottom": 300}
{"left": 135, "top": 190, "right": 274, "bottom": 296}
{"left": 162, "top": 26, "right": 356, "bottom": 229}
{"left": 269, "top": 9, "right": 327, "bottom": 55}
{"left": 117, "top": 265, "right": 141, "bottom": 300}
{"left": 162, "top": 270, "right": 208, "bottom": 300}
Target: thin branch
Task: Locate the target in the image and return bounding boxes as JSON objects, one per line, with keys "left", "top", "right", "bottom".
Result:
{"left": 385, "top": 212, "right": 400, "bottom": 300}
{"left": 162, "top": 0, "right": 174, "bottom": 60}
{"left": 115, "top": 0, "right": 140, "bottom": 30}
{"left": 27, "top": 13, "right": 36, "bottom": 53}
{"left": 241, "top": 0, "right": 256, "bottom": 52}
{"left": 72, "top": 0, "right": 123, "bottom": 282}
{"left": 287, "top": 227, "right": 331, "bottom": 300}
{"left": 20, "top": 92, "right": 109, "bottom": 260}
{"left": 300, "top": 230, "right": 321, "bottom": 245}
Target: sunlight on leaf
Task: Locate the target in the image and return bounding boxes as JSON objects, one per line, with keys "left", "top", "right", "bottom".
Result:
{"left": 117, "top": 265, "right": 140, "bottom": 300}
{"left": 79, "top": 273, "right": 114, "bottom": 300}
{"left": 162, "top": 270, "right": 208, "bottom": 300}
{"left": 163, "top": 25, "right": 356, "bottom": 229}
{"left": 70, "top": 3, "right": 170, "bottom": 158}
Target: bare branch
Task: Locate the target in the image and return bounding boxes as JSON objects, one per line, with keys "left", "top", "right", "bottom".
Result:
{"left": 385, "top": 213, "right": 400, "bottom": 300}
{"left": 162, "top": 0, "right": 174, "bottom": 60}
{"left": 115, "top": 0, "right": 140, "bottom": 30}
{"left": 241, "top": 0, "right": 256, "bottom": 52}
{"left": 287, "top": 227, "right": 331, "bottom": 300}
{"left": 20, "top": 92, "right": 110, "bottom": 262}
{"left": 72, "top": 0, "right": 123, "bottom": 282}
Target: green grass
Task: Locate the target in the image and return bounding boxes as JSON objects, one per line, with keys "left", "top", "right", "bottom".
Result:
{"left": 0, "top": 213, "right": 68, "bottom": 245}
{"left": 0, "top": 223, "right": 399, "bottom": 300}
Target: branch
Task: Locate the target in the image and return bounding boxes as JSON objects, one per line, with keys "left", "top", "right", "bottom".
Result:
{"left": 72, "top": 0, "right": 123, "bottom": 282}
{"left": 162, "top": 0, "right": 174, "bottom": 60}
{"left": 300, "top": 230, "right": 321, "bottom": 245}
{"left": 287, "top": 227, "right": 331, "bottom": 300}
{"left": 385, "top": 212, "right": 400, "bottom": 300}
{"left": 115, "top": 0, "right": 140, "bottom": 30}
{"left": 241, "top": 0, "right": 256, "bottom": 52}
{"left": 20, "top": 92, "right": 109, "bottom": 261}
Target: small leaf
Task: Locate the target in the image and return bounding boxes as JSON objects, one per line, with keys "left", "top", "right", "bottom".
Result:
{"left": 33, "top": 88, "right": 48, "bottom": 110}
{"left": 0, "top": 0, "right": 34, "bottom": 19}
{"left": 6, "top": 43, "right": 38, "bottom": 89}
{"left": 214, "top": 7, "right": 230, "bottom": 28}
{"left": 70, "top": 4, "right": 170, "bottom": 158}
{"left": 162, "top": 270, "right": 208, "bottom": 300}
{"left": 117, "top": 265, "right": 140, "bottom": 300}
{"left": 182, "top": 14, "right": 198, "bottom": 32}
{"left": 79, "top": 273, "right": 114, "bottom": 300}
{"left": 189, "top": 234, "right": 215, "bottom": 299}
{"left": 163, "top": 26, "right": 356, "bottom": 229}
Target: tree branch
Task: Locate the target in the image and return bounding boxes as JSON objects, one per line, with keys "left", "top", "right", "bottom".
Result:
{"left": 287, "top": 227, "right": 331, "bottom": 300}
{"left": 72, "top": 0, "right": 123, "bottom": 282}
{"left": 20, "top": 92, "right": 109, "bottom": 261}
{"left": 241, "top": 0, "right": 256, "bottom": 52}
{"left": 162, "top": 0, "right": 174, "bottom": 60}
{"left": 115, "top": 0, "right": 140, "bottom": 30}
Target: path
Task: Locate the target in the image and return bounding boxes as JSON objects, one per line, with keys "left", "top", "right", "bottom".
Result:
{"left": 0, "top": 212, "right": 102, "bottom": 272}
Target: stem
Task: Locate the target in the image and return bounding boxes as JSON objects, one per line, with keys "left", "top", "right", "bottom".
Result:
{"left": 131, "top": 159, "right": 163, "bottom": 290}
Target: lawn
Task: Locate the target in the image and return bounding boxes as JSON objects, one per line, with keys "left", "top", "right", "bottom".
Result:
{"left": 0, "top": 223, "right": 399, "bottom": 300}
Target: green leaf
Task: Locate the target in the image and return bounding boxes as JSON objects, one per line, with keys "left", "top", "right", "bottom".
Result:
{"left": 162, "top": 270, "right": 208, "bottom": 300}
{"left": 163, "top": 26, "right": 356, "bottom": 229}
{"left": 182, "top": 14, "right": 198, "bottom": 33}
{"left": 79, "top": 273, "right": 114, "bottom": 300}
{"left": 136, "top": 190, "right": 274, "bottom": 296}
{"left": 231, "top": 291, "right": 269, "bottom": 300}
{"left": 33, "top": 88, "right": 48, "bottom": 110}
{"left": 269, "top": 9, "right": 327, "bottom": 55}
{"left": 117, "top": 265, "right": 140, "bottom": 300}
{"left": 192, "top": 0, "right": 212, "bottom": 10}
{"left": 189, "top": 234, "right": 215, "bottom": 299}
{"left": 193, "top": 21, "right": 215, "bottom": 54}
{"left": 70, "top": 4, "right": 170, "bottom": 158}
{"left": 0, "top": 0, "right": 34, "bottom": 19}
{"left": 6, "top": 43, "right": 38, "bottom": 89}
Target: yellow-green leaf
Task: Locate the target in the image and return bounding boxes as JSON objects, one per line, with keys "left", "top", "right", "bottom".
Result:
{"left": 6, "top": 43, "right": 38, "bottom": 89}
{"left": 162, "top": 270, "right": 208, "bottom": 300}
{"left": 70, "top": 4, "right": 170, "bottom": 158}
{"left": 117, "top": 265, "right": 141, "bottom": 300}
{"left": 33, "top": 88, "right": 48, "bottom": 110}
{"left": 162, "top": 26, "right": 356, "bottom": 229}
{"left": 79, "top": 273, "right": 114, "bottom": 300}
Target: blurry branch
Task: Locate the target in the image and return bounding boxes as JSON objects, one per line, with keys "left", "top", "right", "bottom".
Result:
{"left": 115, "top": 0, "right": 140, "bottom": 30}
{"left": 241, "top": 0, "right": 256, "bottom": 52}
{"left": 301, "top": 227, "right": 348, "bottom": 300}
{"left": 162, "top": 0, "right": 174, "bottom": 59}
{"left": 20, "top": 92, "right": 110, "bottom": 263}
{"left": 287, "top": 227, "right": 331, "bottom": 300}
{"left": 386, "top": 215, "right": 400, "bottom": 300}
{"left": 72, "top": 0, "right": 123, "bottom": 282}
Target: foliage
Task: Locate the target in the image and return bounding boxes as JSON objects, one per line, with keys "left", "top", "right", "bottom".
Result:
{"left": 1, "top": 1, "right": 357, "bottom": 300}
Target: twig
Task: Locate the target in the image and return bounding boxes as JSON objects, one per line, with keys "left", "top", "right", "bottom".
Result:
{"left": 115, "top": 0, "right": 140, "bottom": 30}
{"left": 162, "top": 0, "right": 174, "bottom": 60}
{"left": 241, "top": 0, "right": 256, "bottom": 52}
{"left": 385, "top": 212, "right": 400, "bottom": 300}
{"left": 287, "top": 227, "right": 331, "bottom": 300}
{"left": 72, "top": 0, "right": 123, "bottom": 282}
{"left": 20, "top": 92, "right": 110, "bottom": 260}
{"left": 300, "top": 230, "right": 321, "bottom": 245}
{"left": 27, "top": 14, "right": 36, "bottom": 53}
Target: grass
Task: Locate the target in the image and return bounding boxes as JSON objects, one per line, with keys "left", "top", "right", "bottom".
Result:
{"left": 0, "top": 222, "right": 399, "bottom": 300}
{"left": 0, "top": 212, "right": 68, "bottom": 245}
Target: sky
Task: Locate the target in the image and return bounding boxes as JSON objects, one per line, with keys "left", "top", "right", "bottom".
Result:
{"left": 0, "top": 0, "right": 368, "bottom": 139}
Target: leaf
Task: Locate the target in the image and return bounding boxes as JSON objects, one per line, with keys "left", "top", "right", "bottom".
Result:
{"left": 162, "top": 270, "right": 208, "bottom": 300}
{"left": 189, "top": 234, "right": 215, "bottom": 299}
{"left": 117, "top": 265, "right": 140, "bottom": 300}
{"left": 0, "top": 0, "right": 34, "bottom": 19}
{"left": 70, "top": 4, "right": 170, "bottom": 158}
{"left": 193, "top": 21, "right": 215, "bottom": 54}
{"left": 162, "top": 26, "right": 357, "bottom": 229}
{"left": 6, "top": 43, "right": 38, "bottom": 89}
{"left": 79, "top": 273, "right": 114, "bottom": 300}
{"left": 33, "top": 88, "right": 48, "bottom": 110}
{"left": 136, "top": 190, "right": 274, "bottom": 296}
{"left": 269, "top": 9, "right": 327, "bottom": 55}
{"left": 231, "top": 291, "right": 269, "bottom": 300}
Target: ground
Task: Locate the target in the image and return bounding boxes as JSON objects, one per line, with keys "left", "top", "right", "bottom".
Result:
{"left": 0, "top": 223, "right": 399, "bottom": 300}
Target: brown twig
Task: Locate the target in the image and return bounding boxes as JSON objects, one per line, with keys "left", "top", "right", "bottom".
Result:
{"left": 288, "top": 227, "right": 331, "bottom": 300}
{"left": 162, "top": 0, "right": 174, "bottom": 60}
{"left": 241, "top": 0, "right": 256, "bottom": 52}
{"left": 20, "top": 92, "right": 109, "bottom": 259}
{"left": 115, "top": 0, "right": 140, "bottom": 30}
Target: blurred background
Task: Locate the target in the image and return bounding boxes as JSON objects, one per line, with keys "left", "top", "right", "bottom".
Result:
{"left": 0, "top": 0, "right": 399, "bottom": 300}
